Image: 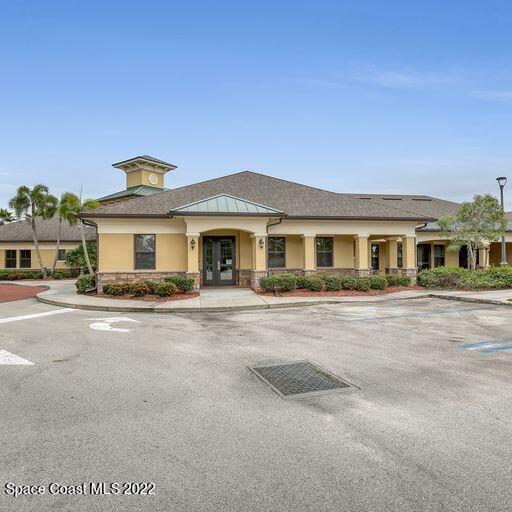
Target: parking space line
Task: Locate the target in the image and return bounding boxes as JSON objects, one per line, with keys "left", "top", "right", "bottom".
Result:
{"left": 0, "top": 308, "right": 76, "bottom": 324}
{"left": 0, "top": 349, "right": 34, "bottom": 365}
{"left": 478, "top": 345, "right": 512, "bottom": 354}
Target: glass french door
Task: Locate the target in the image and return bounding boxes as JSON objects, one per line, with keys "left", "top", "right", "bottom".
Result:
{"left": 203, "top": 237, "right": 236, "bottom": 285}
{"left": 417, "top": 244, "right": 431, "bottom": 271}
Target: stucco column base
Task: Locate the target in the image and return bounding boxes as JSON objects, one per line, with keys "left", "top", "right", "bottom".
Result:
{"left": 186, "top": 272, "right": 201, "bottom": 291}
{"left": 355, "top": 268, "right": 372, "bottom": 277}
{"left": 303, "top": 269, "right": 317, "bottom": 276}
{"left": 250, "top": 270, "right": 268, "bottom": 289}
{"left": 385, "top": 267, "right": 401, "bottom": 274}
{"left": 401, "top": 267, "right": 418, "bottom": 284}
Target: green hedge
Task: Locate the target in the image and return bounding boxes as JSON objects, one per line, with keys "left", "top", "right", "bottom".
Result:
{"left": 101, "top": 280, "right": 186, "bottom": 297}
{"left": 259, "top": 273, "right": 297, "bottom": 293}
{"left": 418, "top": 266, "right": 512, "bottom": 289}
{"left": 368, "top": 275, "right": 387, "bottom": 290}
{"left": 303, "top": 275, "right": 324, "bottom": 292}
{"left": 0, "top": 269, "right": 44, "bottom": 280}
{"left": 163, "top": 274, "right": 195, "bottom": 293}
{"left": 76, "top": 274, "right": 95, "bottom": 293}
{"left": 260, "top": 272, "right": 413, "bottom": 293}
{"left": 385, "top": 274, "right": 412, "bottom": 287}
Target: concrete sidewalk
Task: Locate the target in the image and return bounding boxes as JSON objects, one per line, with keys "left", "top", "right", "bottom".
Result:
{"left": 14, "top": 280, "right": 430, "bottom": 312}
{"left": 8, "top": 279, "right": 512, "bottom": 312}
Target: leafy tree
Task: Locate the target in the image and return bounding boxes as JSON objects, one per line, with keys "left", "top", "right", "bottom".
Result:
{"left": 8, "top": 185, "right": 58, "bottom": 272}
{"left": 55, "top": 193, "right": 99, "bottom": 275}
{"left": 75, "top": 197, "right": 100, "bottom": 275}
{"left": 51, "top": 192, "right": 81, "bottom": 273}
{"left": 0, "top": 208, "right": 14, "bottom": 225}
{"left": 64, "top": 242, "right": 97, "bottom": 269}
{"left": 438, "top": 194, "right": 507, "bottom": 270}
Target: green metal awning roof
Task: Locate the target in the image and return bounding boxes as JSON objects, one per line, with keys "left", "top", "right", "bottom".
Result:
{"left": 98, "top": 185, "right": 163, "bottom": 202}
{"left": 169, "top": 194, "right": 284, "bottom": 216}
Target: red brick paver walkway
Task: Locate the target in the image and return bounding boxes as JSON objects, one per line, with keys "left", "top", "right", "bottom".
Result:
{"left": 0, "top": 284, "right": 47, "bottom": 303}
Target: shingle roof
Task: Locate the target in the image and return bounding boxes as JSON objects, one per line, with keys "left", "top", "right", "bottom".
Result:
{"left": 342, "top": 193, "right": 460, "bottom": 219}
{"left": 97, "top": 185, "right": 164, "bottom": 202}
{"left": 0, "top": 217, "right": 96, "bottom": 242}
{"left": 83, "top": 171, "right": 436, "bottom": 221}
{"left": 171, "top": 194, "right": 284, "bottom": 215}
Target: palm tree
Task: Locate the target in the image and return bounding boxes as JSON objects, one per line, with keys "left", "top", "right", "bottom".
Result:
{"left": 51, "top": 192, "right": 80, "bottom": 273}
{"left": 0, "top": 208, "right": 13, "bottom": 225}
{"left": 64, "top": 194, "right": 99, "bottom": 275}
{"left": 8, "top": 185, "right": 58, "bottom": 273}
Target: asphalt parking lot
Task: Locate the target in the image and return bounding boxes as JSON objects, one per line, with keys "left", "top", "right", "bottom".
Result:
{"left": 1, "top": 297, "right": 511, "bottom": 512}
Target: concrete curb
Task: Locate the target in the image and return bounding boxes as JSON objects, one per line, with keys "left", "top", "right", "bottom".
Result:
{"left": 428, "top": 293, "right": 512, "bottom": 306}
{"left": 35, "top": 292, "right": 428, "bottom": 313}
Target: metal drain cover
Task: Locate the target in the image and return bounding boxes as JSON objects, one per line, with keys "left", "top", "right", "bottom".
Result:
{"left": 249, "top": 360, "right": 356, "bottom": 399}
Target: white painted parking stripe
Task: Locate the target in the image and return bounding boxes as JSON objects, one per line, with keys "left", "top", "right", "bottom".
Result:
{"left": 0, "top": 308, "right": 76, "bottom": 324}
{"left": 0, "top": 349, "right": 34, "bottom": 365}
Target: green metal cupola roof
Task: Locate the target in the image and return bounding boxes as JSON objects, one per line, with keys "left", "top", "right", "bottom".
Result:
{"left": 169, "top": 194, "right": 284, "bottom": 216}
{"left": 97, "top": 185, "right": 164, "bottom": 202}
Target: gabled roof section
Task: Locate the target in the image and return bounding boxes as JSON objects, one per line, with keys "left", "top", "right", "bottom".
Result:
{"left": 97, "top": 185, "right": 164, "bottom": 202}
{"left": 170, "top": 194, "right": 284, "bottom": 216}
{"left": 82, "top": 171, "right": 435, "bottom": 221}
{"left": 0, "top": 218, "right": 95, "bottom": 242}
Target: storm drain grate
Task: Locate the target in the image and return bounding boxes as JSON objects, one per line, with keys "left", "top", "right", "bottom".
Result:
{"left": 248, "top": 360, "right": 356, "bottom": 399}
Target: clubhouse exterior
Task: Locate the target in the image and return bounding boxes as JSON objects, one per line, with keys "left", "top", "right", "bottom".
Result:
{"left": 77, "top": 155, "right": 510, "bottom": 291}
{"left": 2, "top": 155, "right": 511, "bottom": 289}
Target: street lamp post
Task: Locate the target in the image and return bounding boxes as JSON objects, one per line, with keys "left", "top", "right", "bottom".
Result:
{"left": 496, "top": 176, "right": 508, "bottom": 266}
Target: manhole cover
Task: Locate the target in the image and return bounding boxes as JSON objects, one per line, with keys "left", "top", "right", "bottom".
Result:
{"left": 248, "top": 360, "right": 356, "bottom": 399}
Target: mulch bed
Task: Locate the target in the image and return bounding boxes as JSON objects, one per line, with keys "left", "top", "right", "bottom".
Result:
{"left": 0, "top": 284, "right": 48, "bottom": 303}
{"left": 256, "top": 285, "right": 424, "bottom": 297}
{"left": 92, "top": 291, "right": 199, "bottom": 302}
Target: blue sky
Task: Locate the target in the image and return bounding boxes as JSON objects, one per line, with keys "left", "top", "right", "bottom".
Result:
{"left": 1, "top": 0, "right": 512, "bottom": 208}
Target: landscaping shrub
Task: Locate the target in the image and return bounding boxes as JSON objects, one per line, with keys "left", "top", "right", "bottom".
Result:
{"left": 259, "top": 273, "right": 297, "bottom": 293}
{"left": 418, "top": 266, "right": 470, "bottom": 289}
{"left": 52, "top": 271, "right": 74, "bottom": 279}
{"left": 353, "top": 277, "right": 371, "bottom": 291}
{"left": 324, "top": 275, "right": 342, "bottom": 291}
{"left": 107, "top": 283, "right": 130, "bottom": 296}
{"left": 0, "top": 269, "right": 44, "bottom": 280}
{"left": 296, "top": 275, "right": 307, "bottom": 289}
{"left": 155, "top": 282, "right": 176, "bottom": 297}
{"left": 303, "top": 275, "right": 324, "bottom": 292}
{"left": 76, "top": 274, "right": 95, "bottom": 293}
{"left": 339, "top": 276, "right": 357, "bottom": 290}
{"left": 418, "top": 265, "right": 512, "bottom": 289}
{"left": 313, "top": 272, "right": 330, "bottom": 281}
{"left": 368, "top": 275, "right": 387, "bottom": 290}
{"left": 128, "top": 281, "right": 150, "bottom": 297}
{"left": 385, "top": 274, "right": 411, "bottom": 287}
{"left": 164, "top": 274, "right": 195, "bottom": 293}
{"left": 486, "top": 266, "right": 512, "bottom": 288}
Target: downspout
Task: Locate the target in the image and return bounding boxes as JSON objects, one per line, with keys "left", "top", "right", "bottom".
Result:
{"left": 266, "top": 215, "right": 286, "bottom": 233}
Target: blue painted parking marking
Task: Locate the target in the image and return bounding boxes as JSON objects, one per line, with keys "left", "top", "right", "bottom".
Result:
{"left": 478, "top": 345, "right": 512, "bottom": 354}
{"left": 458, "top": 336, "right": 512, "bottom": 354}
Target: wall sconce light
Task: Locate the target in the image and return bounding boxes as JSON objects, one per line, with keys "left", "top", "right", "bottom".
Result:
{"left": 190, "top": 239, "right": 196, "bottom": 250}
{"left": 259, "top": 238, "right": 264, "bottom": 249}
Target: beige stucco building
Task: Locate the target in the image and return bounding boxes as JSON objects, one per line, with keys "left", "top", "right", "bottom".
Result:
{"left": 76, "top": 156, "right": 510, "bottom": 291}
{"left": 0, "top": 217, "right": 95, "bottom": 272}
{"left": 2, "top": 155, "right": 511, "bottom": 285}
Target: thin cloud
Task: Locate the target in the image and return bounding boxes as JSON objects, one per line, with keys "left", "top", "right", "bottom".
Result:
{"left": 349, "top": 66, "right": 454, "bottom": 89}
